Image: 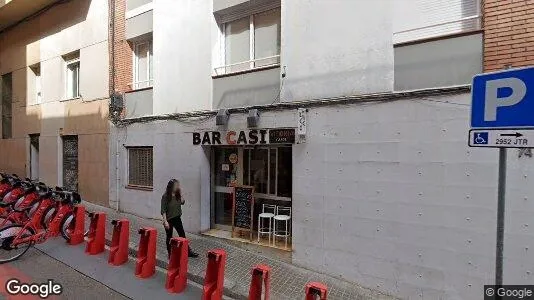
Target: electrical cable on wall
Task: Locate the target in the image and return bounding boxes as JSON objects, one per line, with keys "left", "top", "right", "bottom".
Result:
{"left": 117, "top": 85, "right": 471, "bottom": 126}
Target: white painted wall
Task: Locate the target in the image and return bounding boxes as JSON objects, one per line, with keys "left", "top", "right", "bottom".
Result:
{"left": 39, "top": 0, "right": 109, "bottom": 102}
{"left": 153, "top": 0, "right": 215, "bottom": 114}
{"left": 111, "top": 91, "right": 534, "bottom": 299}
{"left": 281, "top": 0, "right": 394, "bottom": 101}
{"left": 37, "top": 0, "right": 109, "bottom": 187}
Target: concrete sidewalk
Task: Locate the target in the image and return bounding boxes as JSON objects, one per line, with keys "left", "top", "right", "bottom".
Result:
{"left": 35, "top": 238, "right": 205, "bottom": 300}
{"left": 82, "top": 201, "right": 396, "bottom": 300}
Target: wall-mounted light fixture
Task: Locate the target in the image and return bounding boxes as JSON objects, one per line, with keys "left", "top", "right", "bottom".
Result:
{"left": 216, "top": 109, "right": 230, "bottom": 126}
{"left": 247, "top": 109, "right": 260, "bottom": 128}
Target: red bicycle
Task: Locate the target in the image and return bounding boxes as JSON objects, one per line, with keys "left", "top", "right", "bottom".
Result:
{"left": 0, "top": 174, "right": 19, "bottom": 197}
{"left": 0, "top": 189, "right": 84, "bottom": 263}
{"left": 0, "top": 181, "right": 47, "bottom": 225}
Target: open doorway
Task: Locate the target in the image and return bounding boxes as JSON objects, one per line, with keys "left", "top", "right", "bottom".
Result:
{"left": 29, "top": 134, "right": 39, "bottom": 181}
{"left": 209, "top": 146, "right": 292, "bottom": 250}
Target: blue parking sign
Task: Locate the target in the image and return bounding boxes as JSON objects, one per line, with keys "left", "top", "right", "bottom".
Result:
{"left": 471, "top": 67, "right": 534, "bottom": 128}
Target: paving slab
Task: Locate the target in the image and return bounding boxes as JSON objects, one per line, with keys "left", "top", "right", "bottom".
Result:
{"left": 35, "top": 238, "right": 204, "bottom": 300}
{"left": 82, "top": 201, "right": 398, "bottom": 300}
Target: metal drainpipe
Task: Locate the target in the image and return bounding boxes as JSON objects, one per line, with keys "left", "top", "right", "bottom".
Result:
{"left": 110, "top": 0, "right": 120, "bottom": 211}
{"left": 115, "top": 136, "right": 120, "bottom": 211}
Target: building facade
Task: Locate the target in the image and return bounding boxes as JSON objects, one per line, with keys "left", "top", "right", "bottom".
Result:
{"left": 0, "top": 0, "right": 110, "bottom": 206}
{"left": 110, "top": 0, "right": 534, "bottom": 299}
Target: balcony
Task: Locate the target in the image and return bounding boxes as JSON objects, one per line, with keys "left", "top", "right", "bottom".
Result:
{"left": 124, "top": 85, "right": 153, "bottom": 119}
{"left": 126, "top": 0, "right": 153, "bottom": 41}
{"left": 0, "top": 0, "right": 60, "bottom": 31}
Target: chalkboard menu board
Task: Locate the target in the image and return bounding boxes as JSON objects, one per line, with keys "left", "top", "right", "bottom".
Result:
{"left": 269, "top": 128, "right": 296, "bottom": 144}
{"left": 232, "top": 185, "right": 254, "bottom": 239}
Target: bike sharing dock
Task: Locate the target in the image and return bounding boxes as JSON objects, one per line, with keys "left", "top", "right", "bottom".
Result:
{"left": 34, "top": 206, "right": 329, "bottom": 300}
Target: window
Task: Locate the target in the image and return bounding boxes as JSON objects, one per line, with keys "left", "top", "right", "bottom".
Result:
{"left": 128, "top": 147, "right": 153, "bottom": 188}
{"left": 393, "top": 0, "right": 481, "bottom": 45}
{"left": 29, "top": 64, "right": 41, "bottom": 104}
{"left": 243, "top": 146, "right": 291, "bottom": 199}
{"left": 64, "top": 51, "right": 80, "bottom": 99}
{"left": 133, "top": 39, "right": 153, "bottom": 90}
{"left": 1, "top": 73, "right": 12, "bottom": 139}
{"left": 216, "top": 7, "right": 281, "bottom": 75}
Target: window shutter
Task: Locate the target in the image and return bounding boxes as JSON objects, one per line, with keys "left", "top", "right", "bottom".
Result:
{"left": 393, "top": 0, "right": 481, "bottom": 44}
{"left": 215, "top": 0, "right": 281, "bottom": 24}
{"left": 128, "top": 147, "right": 153, "bottom": 187}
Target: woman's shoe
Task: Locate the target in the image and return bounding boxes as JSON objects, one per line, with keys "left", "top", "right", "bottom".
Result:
{"left": 188, "top": 251, "right": 199, "bottom": 258}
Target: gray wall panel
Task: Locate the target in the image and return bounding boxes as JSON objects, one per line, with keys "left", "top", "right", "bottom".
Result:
{"left": 213, "top": 67, "right": 280, "bottom": 109}
{"left": 394, "top": 33, "right": 483, "bottom": 91}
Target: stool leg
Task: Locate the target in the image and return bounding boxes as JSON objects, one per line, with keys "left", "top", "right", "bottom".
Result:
{"left": 285, "top": 220, "right": 288, "bottom": 249}
{"left": 269, "top": 217, "right": 272, "bottom": 245}
{"left": 257, "top": 217, "right": 260, "bottom": 243}
{"left": 273, "top": 219, "right": 276, "bottom": 247}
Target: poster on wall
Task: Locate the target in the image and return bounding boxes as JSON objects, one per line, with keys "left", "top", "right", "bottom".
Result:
{"left": 192, "top": 128, "right": 296, "bottom": 145}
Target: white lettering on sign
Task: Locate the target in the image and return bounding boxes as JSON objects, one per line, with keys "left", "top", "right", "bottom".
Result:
{"left": 484, "top": 77, "right": 527, "bottom": 122}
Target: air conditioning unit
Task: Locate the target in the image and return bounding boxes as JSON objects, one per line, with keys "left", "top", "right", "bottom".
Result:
{"left": 216, "top": 109, "right": 230, "bottom": 126}
{"left": 247, "top": 109, "right": 259, "bottom": 128}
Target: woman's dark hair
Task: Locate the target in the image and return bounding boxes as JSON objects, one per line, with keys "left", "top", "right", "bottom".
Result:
{"left": 165, "top": 179, "right": 181, "bottom": 203}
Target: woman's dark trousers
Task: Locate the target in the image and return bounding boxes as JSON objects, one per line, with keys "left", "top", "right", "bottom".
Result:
{"left": 165, "top": 216, "right": 192, "bottom": 257}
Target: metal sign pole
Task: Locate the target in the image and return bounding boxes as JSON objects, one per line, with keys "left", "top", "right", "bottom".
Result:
{"left": 495, "top": 147, "right": 507, "bottom": 286}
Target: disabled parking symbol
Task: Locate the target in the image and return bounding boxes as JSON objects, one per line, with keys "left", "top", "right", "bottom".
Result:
{"left": 473, "top": 132, "right": 489, "bottom": 145}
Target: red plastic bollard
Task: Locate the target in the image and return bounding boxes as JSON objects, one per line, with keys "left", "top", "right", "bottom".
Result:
{"left": 305, "top": 282, "right": 328, "bottom": 300}
{"left": 165, "top": 237, "right": 189, "bottom": 293}
{"left": 135, "top": 227, "right": 157, "bottom": 279}
{"left": 108, "top": 219, "right": 130, "bottom": 266}
{"left": 248, "top": 264, "right": 271, "bottom": 300}
{"left": 85, "top": 212, "right": 106, "bottom": 255}
{"left": 67, "top": 205, "right": 85, "bottom": 245}
{"left": 202, "top": 249, "right": 227, "bottom": 300}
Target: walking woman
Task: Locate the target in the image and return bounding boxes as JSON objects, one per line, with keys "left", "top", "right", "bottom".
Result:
{"left": 161, "top": 179, "right": 199, "bottom": 258}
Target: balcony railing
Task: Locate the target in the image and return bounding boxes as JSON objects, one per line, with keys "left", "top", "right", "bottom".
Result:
{"left": 213, "top": 55, "right": 280, "bottom": 76}
{"left": 129, "top": 79, "right": 153, "bottom": 91}
{"left": 394, "top": 15, "right": 482, "bottom": 45}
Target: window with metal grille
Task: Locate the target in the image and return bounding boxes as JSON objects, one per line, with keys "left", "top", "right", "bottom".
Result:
{"left": 1, "top": 73, "right": 13, "bottom": 139}
{"left": 128, "top": 147, "right": 153, "bottom": 188}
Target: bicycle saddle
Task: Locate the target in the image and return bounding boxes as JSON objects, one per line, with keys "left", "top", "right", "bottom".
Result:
{"left": 12, "top": 182, "right": 22, "bottom": 188}
{"left": 23, "top": 185, "right": 36, "bottom": 194}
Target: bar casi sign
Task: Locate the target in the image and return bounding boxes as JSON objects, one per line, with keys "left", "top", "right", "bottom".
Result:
{"left": 193, "top": 128, "right": 296, "bottom": 145}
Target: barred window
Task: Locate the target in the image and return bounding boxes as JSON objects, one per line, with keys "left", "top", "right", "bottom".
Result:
{"left": 128, "top": 147, "right": 153, "bottom": 188}
{"left": 2, "top": 73, "right": 13, "bottom": 139}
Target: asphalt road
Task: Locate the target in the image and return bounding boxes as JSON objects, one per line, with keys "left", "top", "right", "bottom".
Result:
{"left": 0, "top": 247, "right": 130, "bottom": 300}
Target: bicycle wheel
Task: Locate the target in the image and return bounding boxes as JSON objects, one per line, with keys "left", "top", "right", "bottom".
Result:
{"left": 60, "top": 212, "right": 91, "bottom": 242}
{"left": 40, "top": 206, "right": 56, "bottom": 229}
{"left": 0, "top": 216, "right": 13, "bottom": 228}
{"left": 0, "top": 224, "right": 35, "bottom": 264}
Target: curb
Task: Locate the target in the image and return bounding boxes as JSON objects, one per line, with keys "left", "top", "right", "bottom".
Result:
{"left": 104, "top": 237, "right": 248, "bottom": 300}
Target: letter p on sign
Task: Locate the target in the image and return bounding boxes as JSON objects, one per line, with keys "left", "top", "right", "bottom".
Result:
{"left": 471, "top": 67, "right": 534, "bottom": 128}
{"left": 484, "top": 78, "right": 527, "bottom": 121}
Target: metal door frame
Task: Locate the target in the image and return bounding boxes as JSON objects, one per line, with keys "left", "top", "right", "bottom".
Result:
{"left": 210, "top": 146, "right": 243, "bottom": 231}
